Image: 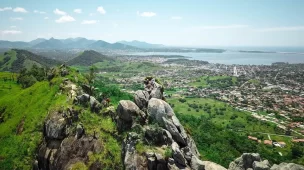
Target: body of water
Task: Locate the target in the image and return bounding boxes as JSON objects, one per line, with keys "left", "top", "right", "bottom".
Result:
{"left": 130, "top": 47, "right": 304, "bottom": 65}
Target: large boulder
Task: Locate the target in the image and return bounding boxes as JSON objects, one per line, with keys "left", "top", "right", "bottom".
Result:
{"left": 190, "top": 155, "right": 205, "bottom": 170}
{"left": 44, "top": 111, "right": 68, "bottom": 140}
{"left": 38, "top": 137, "right": 102, "bottom": 170}
{"left": 144, "top": 125, "right": 173, "bottom": 146}
{"left": 76, "top": 94, "right": 90, "bottom": 105}
{"left": 144, "top": 77, "right": 164, "bottom": 99}
{"left": 253, "top": 160, "right": 271, "bottom": 170}
{"left": 228, "top": 153, "right": 262, "bottom": 170}
{"left": 270, "top": 163, "right": 304, "bottom": 170}
{"left": 171, "top": 142, "right": 187, "bottom": 167}
{"left": 202, "top": 161, "right": 227, "bottom": 170}
{"left": 148, "top": 98, "right": 174, "bottom": 124}
{"left": 163, "top": 117, "right": 187, "bottom": 146}
{"left": 122, "top": 132, "right": 148, "bottom": 170}
{"left": 117, "top": 100, "right": 146, "bottom": 132}
{"left": 150, "top": 82, "right": 163, "bottom": 99}
{"left": 134, "top": 90, "right": 150, "bottom": 110}
{"left": 89, "top": 96, "right": 102, "bottom": 113}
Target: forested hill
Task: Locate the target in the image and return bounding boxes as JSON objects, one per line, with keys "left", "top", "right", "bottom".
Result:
{"left": 67, "top": 50, "right": 112, "bottom": 66}
{"left": 0, "top": 49, "right": 61, "bottom": 72}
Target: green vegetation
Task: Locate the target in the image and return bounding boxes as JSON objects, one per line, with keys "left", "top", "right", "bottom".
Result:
{"left": 190, "top": 76, "right": 237, "bottom": 88}
{"left": 79, "top": 110, "right": 123, "bottom": 169}
{"left": 0, "top": 50, "right": 17, "bottom": 71}
{"left": 0, "top": 49, "right": 61, "bottom": 72}
{"left": 169, "top": 97, "right": 303, "bottom": 167}
{"left": 17, "top": 64, "right": 46, "bottom": 88}
{"left": 168, "top": 97, "right": 277, "bottom": 133}
{"left": 67, "top": 50, "right": 112, "bottom": 66}
{"left": 0, "top": 73, "right": 64, "bottom": 169}
{"left": 176, "top": 112, "right": 303, "bottom": 167}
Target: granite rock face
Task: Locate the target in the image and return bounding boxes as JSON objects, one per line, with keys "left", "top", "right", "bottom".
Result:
{"left": 120, "top": 77, "right": 204, "bottom": 170}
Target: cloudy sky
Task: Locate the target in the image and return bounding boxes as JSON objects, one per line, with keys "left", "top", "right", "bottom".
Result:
{"left": 0, "top": 0, "right": 304, "bottom": 47}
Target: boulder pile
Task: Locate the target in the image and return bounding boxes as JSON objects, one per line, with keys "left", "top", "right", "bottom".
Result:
{"left": 117, "top": 77, "right": 225, "bottom": 170}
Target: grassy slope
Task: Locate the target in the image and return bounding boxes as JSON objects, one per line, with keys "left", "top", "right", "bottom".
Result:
{"left": 0, "top": 74, "right": 64, "bottom": 169}
{"left": 168, "top": 97, "right": 277, "bottom": 133}
{"left": 0, "top": 70, "right": 123, "bottom": 169}
{"left": 0, "top": 50, "right": 17, "bottom": 70}
{"left": 168, "top": 97, "right": 298, "bottom": 166}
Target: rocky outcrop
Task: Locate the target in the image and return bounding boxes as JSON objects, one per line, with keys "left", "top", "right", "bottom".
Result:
{"left": 44, "top": 110, "right": 69, "bottom": 140}
{"left": 36, "top": 77, "right": 106, "bottom": 170}
{"left": 202, "top": 161, "right": 227, "bottom": 170}
{"left": 134, "top": 90, "right": 150, "bottom": 110}
{"left": 228, "top": 153, "right": 262, "bottom": 170}
{"left": 116, "top": 100, "right": 146, "bottom": 132}
{"left": 227, "top": 153, "right": 304, "bottom": 170}
{"left": 119, "top": 77, "right": 204, "bottom": 170}
{"left": 122, "top": 132, "right": 148, "bottom": 170}
{"left": 270, "top": 163, "right": 304, "bottom": 170}
{"left": 38, "top": 136, "right": 102, "bottom": 170}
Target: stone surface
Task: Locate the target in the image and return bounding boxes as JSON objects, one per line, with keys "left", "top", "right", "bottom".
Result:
{"left": 253, "top": 160, "right": 271, "bottom": 170}
{"left": 270, "top": 163, "right": 304, "bottom": 170}
{"left": 89, "top": 96, "right": 102, "bottom": 113}
{"left": 228, "top": 153, "right": 263, "bottom": 170}
{"left": 190, "top": 155, "right": 205, "bottom": 170}
{"left": 117, "top": 100, "right": 146, "bottom": 132}
{"left": 150, "top": 82, "right": 163, "bottom": 99}
{"left": 171, "top": 142, "right": 187, "bottom": 167}
{"left": 134, "top": 90, "right": 150, "bottom": 110}
{"left": 44, "top": 111, "right": 67, "bottom": 140}
{"left": 38, "top": 137, "right": 102, "bottom": 170}
{"left": 202, "top": 161, "right": 227, "bottom": 170}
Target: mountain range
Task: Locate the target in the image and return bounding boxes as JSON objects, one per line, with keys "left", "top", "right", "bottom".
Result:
{"left": 0, "top": 38, "right": 166, "bottom": 50}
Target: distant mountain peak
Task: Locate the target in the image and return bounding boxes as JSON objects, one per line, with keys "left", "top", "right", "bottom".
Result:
{"left": 117, "top": 40, "right": 165, "bottom": 49}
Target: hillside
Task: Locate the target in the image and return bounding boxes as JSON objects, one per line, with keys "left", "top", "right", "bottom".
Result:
{"left": 0, "top": 38, "right": 139, "bottom": 50}
{"left": 0, "top": 49, "right": 61, "bottom": 72}
{"left": 88, "top": 41, "right": 138, "bottom": 50}
{"left": 67, "top": 50, "right": 112, "bottom": 66}
{"left": 0, "top": 40, "right": 29, "bottom": 48}
{"left": 118, "top": 40, "right": 165, "bottom": 48}
{"left": 33, "top": 38, "right": 65, "bottom": 49}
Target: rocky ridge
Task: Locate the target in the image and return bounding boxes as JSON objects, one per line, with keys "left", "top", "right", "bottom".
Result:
{"left": 34, "top": 70, "right": 304, "bottom": 170}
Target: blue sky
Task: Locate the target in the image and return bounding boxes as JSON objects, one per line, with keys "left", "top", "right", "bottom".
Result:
{"left": 0, "top": 0, "right": 304, "bottom": 46}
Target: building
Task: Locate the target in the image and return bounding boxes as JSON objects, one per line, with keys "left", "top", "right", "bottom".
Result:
{"left": 248, "top": 136, "right": 258, "bottom": 141}
{"left": 264, "top": 140, "right": 272, "bottom": 145}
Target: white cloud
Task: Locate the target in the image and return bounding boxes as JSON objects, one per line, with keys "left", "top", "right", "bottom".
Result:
{"left": 1, "top": 30, "right": 22, "bottom": 35}
{"left": 194, "top": 25, "right": 248, "bottom": 30}
{"left": 74, "top": 9, "right": 82, "bottom": 14}
{"left": 55, "top": 15, "right": 75, "bottom": 23}
{"left": 138, "top": 12, "right": 156, "bottom": 17}
{"left": 97, "top": 6, "right": 106, "bottom": 14}
{"left": 171, "top": 16, "right": 182, "bottom": 20}
{"left": 13, "top": 7, "right": 28, "bottom": 13}
{"left": 257, "top": 26, "right": 304, "bottom": 32}
{"left": 10, "top": 26, "right": 17, "bottom": 28}
{"left": 44, "top": 17, "right": 49, "bottom": 20}
{"left": 0, "top": 7, "right": 12, "bottom": 11}
{"left": 10, "top": 17, "right": 23, "bottom": 21}
{"left": 34, "top": 10, "right": 46, "bottom": 14}
{"left": 53, "top": 8, "right": 66, "bottom": 15}
{"left": 81, "top": 20, "right": 98, "bottom": 24}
